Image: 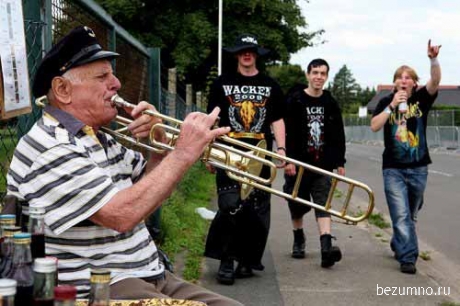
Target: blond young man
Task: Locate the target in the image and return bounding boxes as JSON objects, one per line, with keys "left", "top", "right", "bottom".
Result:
{"left": 370, "top": 40, "right": 441, "bottom": 274}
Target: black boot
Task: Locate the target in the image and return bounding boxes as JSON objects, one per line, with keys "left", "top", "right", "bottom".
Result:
{"left": 292, "top": 228, "right": 306, "bottom": 259}
{"left": 320, "top": 234, "right": 342, "bottom": 268}
{"left": 217, "top": 258, "right": 235, "bottom": 285}
{"left": 235, "top": 262, "right": 254, "bottom": 278}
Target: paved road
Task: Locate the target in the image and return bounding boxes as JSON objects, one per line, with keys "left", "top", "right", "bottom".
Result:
{"left": 197, "top": 143, "right": 460, "bottom": 305}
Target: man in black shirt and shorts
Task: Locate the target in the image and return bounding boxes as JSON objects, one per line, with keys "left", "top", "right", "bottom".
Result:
{"left": 284, "top": 59, "right": 346, "bottom": 268}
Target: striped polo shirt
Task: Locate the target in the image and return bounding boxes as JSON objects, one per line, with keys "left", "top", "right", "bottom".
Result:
{"left": 7, "top": 105, "right": 164, "bottom": 297}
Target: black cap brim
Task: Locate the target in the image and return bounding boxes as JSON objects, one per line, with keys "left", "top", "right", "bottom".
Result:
{"left": 74, "top": 50, "right": 119, "bottom": 67}
{"left": 224, "top": 45, "right": 270, "bottom": 56}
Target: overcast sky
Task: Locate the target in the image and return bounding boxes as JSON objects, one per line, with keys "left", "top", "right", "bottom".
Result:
{"left": 290, "top": 0, "right": 460, "bottom": 89}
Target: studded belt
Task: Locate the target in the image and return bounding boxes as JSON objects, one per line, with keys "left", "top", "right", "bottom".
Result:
{"left": 228, "top": 132, "right": 265, "bottom": 139}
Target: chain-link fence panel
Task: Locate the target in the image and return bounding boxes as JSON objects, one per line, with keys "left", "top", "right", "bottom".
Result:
{"left": 427, "top": 110, "right": 460, "bottom": 127}
{"left": 115, "top": 35, "right": 150, "bottom": 104}
{"left": 346, "top": 125, "right": 460, "bottom": 151}
{"left": 0, "top": 121, "right": 17, "bottom": 202}
{"left": 160, "top": 88, "right": 169, "bottom": 116}
{"left": 52, "top": 0, "right": 110, "bottom": 46}
{"left": 343, "top": 115, "right": 371, "bottom": 127}
{"left": 0, "top": 15, "right": 46, "bottom": 200}
{"left": 345, "top": 110, "right": 460, "bottom": 127}
{"left": 175, "top": 96, "right": 186, "bottom": 121}
{"left": 344, "top": 110, "right": 460, "bottom": 151}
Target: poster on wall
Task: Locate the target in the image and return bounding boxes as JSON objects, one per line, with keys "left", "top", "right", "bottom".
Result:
{"left": 0, "top": 0, "right": 32, "bottom": 120}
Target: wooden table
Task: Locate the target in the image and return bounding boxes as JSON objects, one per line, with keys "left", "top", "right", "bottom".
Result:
{"left": 76, "top": 298, "right": 206, "bottom": 305}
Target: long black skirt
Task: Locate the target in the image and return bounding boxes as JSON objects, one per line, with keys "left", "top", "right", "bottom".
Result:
{"left": 204, "top": 183, "right": 271, "bottom": 271}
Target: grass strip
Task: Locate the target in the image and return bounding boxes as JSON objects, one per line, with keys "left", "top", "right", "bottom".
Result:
{"left": 158, "top": 162, "right": 215, "bottom": 282}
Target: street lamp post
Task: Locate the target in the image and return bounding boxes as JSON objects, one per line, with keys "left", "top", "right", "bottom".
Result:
{"left": 218, "top": 0, "right": 223, "bottom": 75}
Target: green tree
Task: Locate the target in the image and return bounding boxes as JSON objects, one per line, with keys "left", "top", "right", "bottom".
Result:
{"left": 329, "top": 65, "right": 361, "bottom": 113}
{"left": 267, "top": 64, "right": 305, "bottom": 94}
{"left": 356, "top": 86, "right": 377, "bottom": 106}
{"left": 94, "top": 0, "right": 322, "bottom": 89}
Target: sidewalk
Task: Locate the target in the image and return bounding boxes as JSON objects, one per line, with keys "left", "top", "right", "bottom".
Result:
{"left": 199, "top": 173, "right": 460, "bottom": 306}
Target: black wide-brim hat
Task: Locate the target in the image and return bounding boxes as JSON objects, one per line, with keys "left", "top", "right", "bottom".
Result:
{"left": 223, "top": 33, "right": 270, "bottom": 56}
{"left": 32, "top": 26, "right": 119, "bottom": 97}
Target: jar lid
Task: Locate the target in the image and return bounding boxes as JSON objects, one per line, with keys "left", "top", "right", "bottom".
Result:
{"left": 0, "top": 279, "right": 17, "bottom": 296}
{"left": 54, "top": 285, "right": 77, "bottom": 300}
{"left": 0, "top": 214, "right": 16, "bottom": 220}
{"left": 45, "top": 256, "right": 58, "bottom": 264}
{"left": 22, "top": 205, "right": 30, "bottom": 216}
{"left": 2, "top": 225, "right": 22, "bottom": 237}
{"left": 13, "top": 232, "right": 31, "bottom": 244}
{"left": 0, "top": 214, "right": 16, "bottom": 225}
{"left": 90, "top": 269, "right": 111, "bottom": 283}
{"left": 29, "top": 206, "right": 46, "bottom": 215}
{"left": 34, "top": 258, "right": 57, "bottom": 273}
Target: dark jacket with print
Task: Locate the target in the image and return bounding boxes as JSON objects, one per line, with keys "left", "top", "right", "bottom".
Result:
{"left": 285, "top": 84, "right": 346, "bottom": 171}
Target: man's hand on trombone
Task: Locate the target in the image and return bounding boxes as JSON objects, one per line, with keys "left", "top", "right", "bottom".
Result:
{"left": 337, "top": 167, "right": 345, "bottom": 176}
{"left": 176, "top": 107, "right": 230, "bottom": 166}
{"left": 275, "top": 147, "right": 287, "bottom": 168}
{"left": 126, "top": 101, "right": 164, "bottom": 142}
{"left": 285, "top": 163, "right": 296, "bottom": 176}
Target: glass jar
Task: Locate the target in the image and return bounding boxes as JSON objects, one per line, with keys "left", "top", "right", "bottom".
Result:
{"left": 28, "top": 207, "right": 46, "bottom": 259}
{"left": 6, "top": 232, "right": 34, "bottom": 306}
{"left": 0, "top": 226, "right": 21, "bottom": 277}
{"left": 0, "top": 278, "right": 17, "bottom": 306}
{"left": 54, "top": 285, "right": 77, "bottom": 306}
{"left": 33, "top": 257, "right": 57, "bottom": 305}
{"left": 88, "top": 269, "right": 110, "bottom": 306}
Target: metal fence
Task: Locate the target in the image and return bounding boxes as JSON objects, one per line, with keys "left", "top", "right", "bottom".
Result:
{"left": 0, "top": 0, "right": 161, "bottom": 201}
{"left": 344, "top": 110, "right": 460, "bottom": 151}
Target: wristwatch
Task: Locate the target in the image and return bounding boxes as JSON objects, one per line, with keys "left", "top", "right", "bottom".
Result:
{"left": 384, "top": 107, "right": 392, "bottom": 114}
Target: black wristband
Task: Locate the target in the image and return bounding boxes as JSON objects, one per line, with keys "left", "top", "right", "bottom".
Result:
{"left": 277, "top": 147, "right": 286, "bottom": 152}
{"left": 388, "top": 103, "right": 395, "bottom": 111}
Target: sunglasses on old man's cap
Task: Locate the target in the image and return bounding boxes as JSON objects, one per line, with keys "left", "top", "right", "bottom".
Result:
{"left": 32, "top": 26, "right": 119, "bottom": 98}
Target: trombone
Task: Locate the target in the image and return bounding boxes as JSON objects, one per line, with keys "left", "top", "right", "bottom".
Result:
{"left": 105, "top": 95, "right": 374, "bottom": 225}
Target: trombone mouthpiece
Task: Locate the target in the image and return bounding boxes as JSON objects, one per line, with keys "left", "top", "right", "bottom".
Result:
{"left": 110, "top": 94, "right": 132, "bottom": 108}
{"left": 111, "top": 94, "right": 124, "bottom": 104}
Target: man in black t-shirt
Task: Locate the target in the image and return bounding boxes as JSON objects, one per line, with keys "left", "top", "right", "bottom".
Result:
{"left": 371, "top": 40, "right": 441, "bottom": 274}
{"left": 204, "top": 34, "right": 286, "bottom": 285}
{"left": 284, "top": 59, "right": 346, "bottom": 268}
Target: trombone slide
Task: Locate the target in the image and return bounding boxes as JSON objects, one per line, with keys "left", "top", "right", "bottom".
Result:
{"left": 105, "top": 95, "right": 375, "bottom": 224}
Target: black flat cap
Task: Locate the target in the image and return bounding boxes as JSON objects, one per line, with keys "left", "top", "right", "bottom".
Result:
{"left": 223, "top": 33, "right": 270, "bottom": 56}
{"left": 32, "top": 26, "right": 119, "bottom": 97}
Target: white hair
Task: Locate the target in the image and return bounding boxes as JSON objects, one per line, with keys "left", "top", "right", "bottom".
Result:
{"left": 62, "top": 67, "right": 85, "bottom": 84}
{"left": 46, "top": 66, "right": 86, "bottom": 104}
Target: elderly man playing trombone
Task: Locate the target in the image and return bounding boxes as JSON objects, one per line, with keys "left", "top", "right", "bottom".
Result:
{"left": 6, "top": 25, "right": 242, "bottom": 305}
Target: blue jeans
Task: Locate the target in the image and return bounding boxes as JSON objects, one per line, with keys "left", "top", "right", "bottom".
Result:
{"left": 383, "top": 166, "right": 428, "bottom": 264}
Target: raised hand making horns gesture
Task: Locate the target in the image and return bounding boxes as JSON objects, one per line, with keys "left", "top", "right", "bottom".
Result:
{"left": 428, "top": 39, "right": 441, "bottom": 59}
